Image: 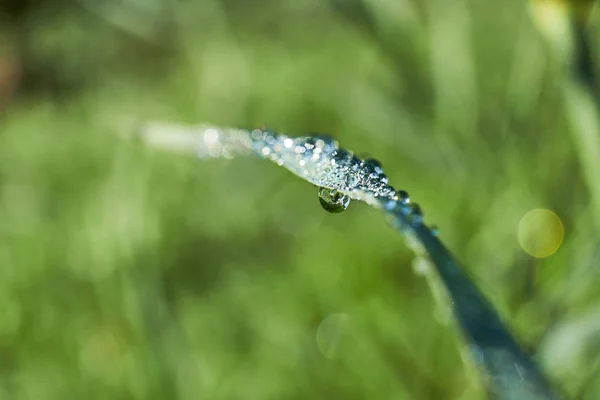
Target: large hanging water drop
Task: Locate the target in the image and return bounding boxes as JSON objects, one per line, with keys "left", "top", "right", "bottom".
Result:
{"left": 318, "top": 187, "right": 351, "bottom": 214}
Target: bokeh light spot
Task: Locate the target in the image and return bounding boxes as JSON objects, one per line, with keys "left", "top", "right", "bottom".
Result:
{"left": 316, "top": 313, "right": 350, "bottom": 359}
{"left": 518, "top": 209, "right": 564, "bottom": 258}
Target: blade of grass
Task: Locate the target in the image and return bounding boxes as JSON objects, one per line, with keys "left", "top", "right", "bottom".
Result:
{"left": 125, "top": 121, "right": 563, "bottom": 399}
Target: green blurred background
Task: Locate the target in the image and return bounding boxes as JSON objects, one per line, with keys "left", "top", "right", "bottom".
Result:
{"left": 1, "top": 0, "right": 600, "bottom": 398}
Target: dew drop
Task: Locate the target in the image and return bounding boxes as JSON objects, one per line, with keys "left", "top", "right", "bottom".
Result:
{"left": 265, "top": 132, "right": 276, "bottom": 145}
{"left": 430, "top": 225, "right": 439, "bottom": 236}
{"left": 315, "top": 135, "right": 339, "bottom": 153}
{"left": 412, "top": 203, "right": 422, "bottom": 214}
{"left": 396, "top": 190, "right": 410, "bottom": 204}
{"left": 331, "top": 149, "right": 352, "bottom": 166}
{"left": 269, "top": 153, "right": 281, "bottom": 163}
{"left": 379, "top": 174, "right": 389, "bottom": 185}
{"left": 351, "top": 155, "right": 362, "bottom": 167}
{"left": 318, "top": 187, "right": 351, "bottom": 214}
{"left": 251, "top": 129, "right": 264, "bottom": 140}
{"left": 380, "top": 185, "right": 396, "bottom": 199}
{"left": 345, "top": 173, "right": 359, "bottom": 188}
{"left": 363, "top": 158, "right": 384, "bottom": 174}
{"left": 367, "top": 172, "right": 380, "bottom": 185}
{"left": 304, "top": 138, "right": 317, "bottom": 150}
{"left": 409, "top": 203, "right": 423, "bottom": 225}
{"left": 283, "top": 138, "right": 294, "bottom": 148}
{"left": 384, "top": 199, "right": 397, "bottom": 212}
{"left": 261, "top": 146, "right": 271, "bottom": 156}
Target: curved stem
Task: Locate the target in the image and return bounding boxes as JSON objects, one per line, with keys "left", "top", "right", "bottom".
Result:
{"left": 406, "top": 222, "right": 561, "bottom": 400}
{"left": 129, "top": 121, "right": 562, "bottom": 399}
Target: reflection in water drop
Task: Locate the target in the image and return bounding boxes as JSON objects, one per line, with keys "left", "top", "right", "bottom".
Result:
{"left": 316, "top": 313, "right": 350, "bottom": 359}
{"left": 318, "top": 187, "right": 351, "bottom": 213}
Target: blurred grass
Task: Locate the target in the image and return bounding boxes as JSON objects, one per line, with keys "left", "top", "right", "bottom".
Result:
{"left": 1, "top": 0, "right": 600, "bottom": 398}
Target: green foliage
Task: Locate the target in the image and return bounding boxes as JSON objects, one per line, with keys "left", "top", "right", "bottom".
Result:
{"left": 1, "top": 0, "right": 599, "bottom": 398}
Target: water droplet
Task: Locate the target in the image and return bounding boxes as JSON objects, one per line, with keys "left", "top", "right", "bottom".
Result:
{"left": 380, "top": 185, "right": 396, "bottom": 199}
{"left": 261, "top": 146, "right": 271, "bottom": 156}
{"left": 430, "top": 225, "right": 439, "bottom": 236}
{"left": 379, "top": 174, "right": 389, "bottom": 185}
{"left": 408, "top": 203, "right": 423, "bottom": 225}
{"left": 315, "top": 135, "right": 338, "bottom": 153}
{"left": 363, "top": 158, "right": 384, "bottom": 174}
{"left": 283, "top": 138, "right": 294, "bottom": 148}
{"left": 318, "top": 187, "right": 351, "bottom": 213}
{"left": 304, "top": 138, "right": 317, "bottom": 150}
{"left": 251, "top": 129, "right": 264, "bottom": 140}
{"left": 265, "top": 132, "right": 276, "bottom": 145}
{"left": 345, "top": 173, "right": 359, "bottom": 188}
{"left": 396, "top": 190, "right": 410, "bottom": 204}
{"left": 384, "top": 199, "right": 397, "bottom": 212}
{"left": 331, "top": 149, "right": 352, "bottom": 166}
{"left": 204, "top": 129, "right": 219, "bottom": 144}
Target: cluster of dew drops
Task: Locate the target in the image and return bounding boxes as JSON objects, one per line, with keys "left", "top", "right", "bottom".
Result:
{"left": 248, "top": 127, "right": 436, "bottom": 233}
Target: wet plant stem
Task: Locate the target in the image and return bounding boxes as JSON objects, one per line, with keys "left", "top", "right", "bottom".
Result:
{"left": 405, "top": 222, "right": 561, "bottom": 400}
{"left": 131, "top": 121, "right": 562, "bottom": 400}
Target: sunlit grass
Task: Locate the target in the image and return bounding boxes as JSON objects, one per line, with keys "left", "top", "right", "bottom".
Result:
{"left": 1, "top": 0, "right": 599, "bottom": 398}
